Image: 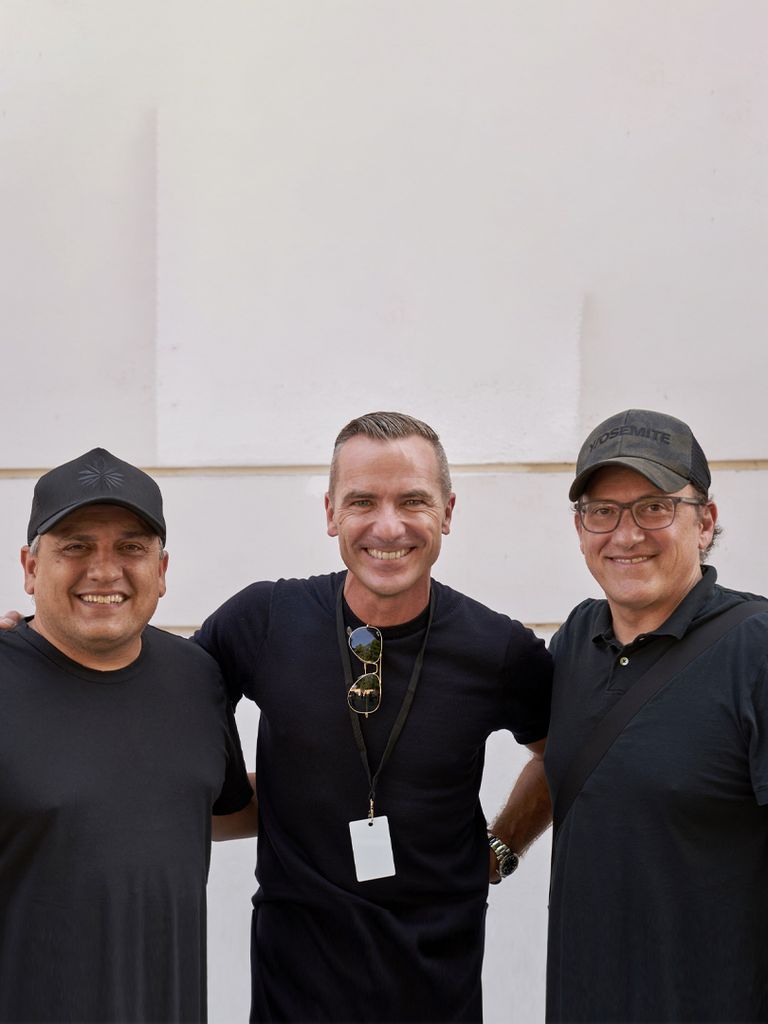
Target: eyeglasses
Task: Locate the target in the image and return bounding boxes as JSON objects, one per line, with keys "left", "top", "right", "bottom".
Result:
{"left": 347, "top": 625, "right": 382, "bottom": 716}
{"left": 577, "top": 495, "right": 706, "bottom": 534}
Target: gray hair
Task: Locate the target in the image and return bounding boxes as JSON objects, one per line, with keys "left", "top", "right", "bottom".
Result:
{"left": 692, "top": 488, "right": 723, "bottom": 563}
{"left": 328, "top": 411, "right": 452, "bottom": 500}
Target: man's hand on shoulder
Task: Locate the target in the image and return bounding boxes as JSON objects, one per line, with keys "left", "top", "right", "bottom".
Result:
{"left": 0, "top": 611, "right": 23, "bottom": 630}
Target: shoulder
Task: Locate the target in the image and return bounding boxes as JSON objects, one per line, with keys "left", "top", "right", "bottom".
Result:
{"left": 711, "top": 581, "right": 768, "bottom": 609}
{"left": 432, "top": 579, "right": 517, "bottom": 631}
{"left": 0, "top": 625, "right": 31, "bottom": 664}
{"left": 432, "top": 580, "right": 551, "bottom": 664}
{"left": 550, "top": 598, "right": 607, "bottom": 654}
{"left": 0, "top": 620, "right": 47, "bottom": 658}
{"left": 194, "top": 572, "right": 344, "bottom": 659}
{"left": 139, "top": 628, "right": 236, "bottom": 713}
{"left": 706, "top": 583, "right": 768, "bottom": 643}
{"left": 143, "top": 625, "right": 221, "bottom": 673}
{"left": 561, "top": 596, "right": 607, "bottom": 625}
{"left": 208, "top": 572, "right": 343, "bottom": 621}
{"left": 700, "top": 582, "right": 768, "bottom": 632}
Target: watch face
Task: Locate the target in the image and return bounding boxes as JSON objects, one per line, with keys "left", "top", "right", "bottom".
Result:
{"left": 499, "top": 853, "right": 518, "bottom": 877}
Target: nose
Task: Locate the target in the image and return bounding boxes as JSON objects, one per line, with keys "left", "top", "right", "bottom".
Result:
{"left": 373, "top": 502, "right": 406, "bottom": 542}
{"left": 86, "top": 548, "right": 123, "bottom": 582}
{"left": 612, "top": 506, "right": 645, "bottom": 545}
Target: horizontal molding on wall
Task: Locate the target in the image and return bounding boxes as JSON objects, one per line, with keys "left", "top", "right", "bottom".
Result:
{"left": 159, "top": 621, "right": 563, "bottom": 635}
{"left": 1, "top": 460, "right": 767, "bottom": 479}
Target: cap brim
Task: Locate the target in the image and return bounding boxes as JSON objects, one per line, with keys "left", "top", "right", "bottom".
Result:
{"left": 569, "top": 457, "right": 691, "bottom": 502}
{"left": 34, "top": 498, "right": 166, "bottom": 544}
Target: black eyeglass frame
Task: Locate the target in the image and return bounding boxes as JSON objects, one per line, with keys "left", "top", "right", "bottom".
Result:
{"left": 347, "top": 625, "right": 383, "bottom": 716}
{"left": 575, "top": 495, "right": 707, "bottom": 534}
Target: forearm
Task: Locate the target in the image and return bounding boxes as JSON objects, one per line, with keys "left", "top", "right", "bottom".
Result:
{"left": 212, "top": 772, "right": 259, "bottom": 841}
{"left": 489, "top": 739, "right": 551, "bottom": 856}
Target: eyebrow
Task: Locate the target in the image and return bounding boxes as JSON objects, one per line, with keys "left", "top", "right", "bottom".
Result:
{"left": 401, "top": 489, "right": 434, "bottom": 501}
{"left": 341, "top": 490, "right": 376, "bottom": 502}
{"left": 342, "top": 488, "right": 435, "bottom": 502}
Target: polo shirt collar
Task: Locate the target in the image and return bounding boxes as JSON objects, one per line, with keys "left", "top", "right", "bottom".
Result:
{"left": 592, "top": 564, "right": 718, "bottom": 647}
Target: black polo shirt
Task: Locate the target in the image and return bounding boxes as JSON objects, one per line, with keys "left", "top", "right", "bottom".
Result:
{"left": 545, "top": 566, "right": 768, "bottom": 1023}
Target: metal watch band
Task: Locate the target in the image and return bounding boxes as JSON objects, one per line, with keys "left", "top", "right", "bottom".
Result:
{"left": 488, "top": 833, "right": 519, "bottom": 878}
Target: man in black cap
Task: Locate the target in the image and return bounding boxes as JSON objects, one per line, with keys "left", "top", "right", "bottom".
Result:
{"left": 544, "top": 410, "right": 768, "bottom": 1023}
{"left": 0, "top": 448, "right": 253, "bottom": 1023}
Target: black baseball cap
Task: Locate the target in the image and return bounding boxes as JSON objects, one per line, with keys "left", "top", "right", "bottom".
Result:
{"left": 27, "top": 448, "right": 166, "bottom": 545}
{"left": 569, "top": 409, "right": 711, "bottom": 502}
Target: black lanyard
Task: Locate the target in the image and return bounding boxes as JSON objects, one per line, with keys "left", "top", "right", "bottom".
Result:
{"left": 335, "top": 579, "right": 435, "bottom": 819}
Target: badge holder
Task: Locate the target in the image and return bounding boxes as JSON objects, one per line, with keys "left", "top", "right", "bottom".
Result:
{"left": 349, "top": 815, "right": 396, "bottom": 881}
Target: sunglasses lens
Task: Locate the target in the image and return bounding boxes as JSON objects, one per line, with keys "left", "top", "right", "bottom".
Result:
{"left": 348, "top": 626, "right": 382, "bottom": 663}
{"left": 347, "top": 672, "right": 381, "bottom": 714}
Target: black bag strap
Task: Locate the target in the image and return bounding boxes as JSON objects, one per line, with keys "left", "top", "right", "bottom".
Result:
{"left": 553, "top": 600, "right": 768, "bottom": 836}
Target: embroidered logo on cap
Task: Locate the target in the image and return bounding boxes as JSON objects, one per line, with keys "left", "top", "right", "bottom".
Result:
{"left": 77, "top": 458, "right": 125, "bottom": 491}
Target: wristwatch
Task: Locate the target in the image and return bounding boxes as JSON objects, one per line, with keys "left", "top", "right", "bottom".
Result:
{"left": 488, "top": 834, "right": 519, "bottom": 879}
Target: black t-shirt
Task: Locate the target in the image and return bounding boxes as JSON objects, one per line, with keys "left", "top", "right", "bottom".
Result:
{"left": 545, "top": 567, "right": 768, "bottom": 1023}
{"left": 0, "top": 621, "right": 252, "bottom": 1024}
{"left": 196, "top": 571, "right": 552, "bottom": 1023}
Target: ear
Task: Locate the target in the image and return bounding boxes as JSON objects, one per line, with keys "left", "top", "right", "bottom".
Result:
{"left": 698, "top": 500, "right": 718, "bottom": 551}
{"left": 324, "top": 493, "right": 338, "bottom": 538}
{"left": 157, "top": 550, "right": 169, "bottom": 599}
{"left": 441, "top": 493, "right": 456, "bottom": 536}
{"left": 20, "top": 545, "right": 37, "bottom": 596}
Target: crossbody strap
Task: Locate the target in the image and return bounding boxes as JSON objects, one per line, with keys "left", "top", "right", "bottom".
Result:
{"left": 553, "top": 600, "right": 768, "bottom": 836}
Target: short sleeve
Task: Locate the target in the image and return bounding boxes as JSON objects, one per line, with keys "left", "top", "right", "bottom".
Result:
{"left": 193, "top": 581, "right": 274, "bottom": 706}
{"left": 502, "top": 622, "right": 553, "bottom": 745}
{"left": 212, "top": 697, "right": 254, "bottom": 815}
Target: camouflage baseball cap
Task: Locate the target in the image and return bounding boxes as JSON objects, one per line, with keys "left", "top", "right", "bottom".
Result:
{"left": 569, "top": 409, "right": 711, "bottom": 502}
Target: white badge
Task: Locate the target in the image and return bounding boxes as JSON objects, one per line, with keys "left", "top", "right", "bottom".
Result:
{"left": 349, "top": 816, "right": 396, "bottom": 882}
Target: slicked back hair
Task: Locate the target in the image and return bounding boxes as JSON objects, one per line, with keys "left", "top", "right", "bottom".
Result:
{"left": 328, "top": 411, "right": 452, "bottom": 500}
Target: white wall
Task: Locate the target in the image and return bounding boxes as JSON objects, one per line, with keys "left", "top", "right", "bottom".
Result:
{"left": 1, "top": 2, "right": 767, "bottom": 1021}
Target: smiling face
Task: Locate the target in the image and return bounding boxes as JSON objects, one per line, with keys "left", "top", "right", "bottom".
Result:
{"left": 576, "top": 466, "right": 717, "bottom": 643}
{"left": 21, "top": 504, "right": 168, "bottom": 669}
{"left": 325, "top": 435, "right": 455, "bottom": 625}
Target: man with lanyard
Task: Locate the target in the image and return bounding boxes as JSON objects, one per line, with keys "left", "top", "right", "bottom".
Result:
{"left": 544, "top": 409, "right": 768, "bottom": 1023}
{"left": 197, "top": 411, "right": 553, "bottom": 1023}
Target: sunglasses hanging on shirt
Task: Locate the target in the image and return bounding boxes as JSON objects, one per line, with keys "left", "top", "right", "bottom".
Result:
{"left": 346, "top": 625, "right": 382, "bottom": 716}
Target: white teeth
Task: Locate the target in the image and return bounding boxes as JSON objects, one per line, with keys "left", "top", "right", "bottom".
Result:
{"left": 368, "top": 548, "right": 409, "bottom": 561}
{"left": 80, "top": 594, "right": 125, "bottom": 604}
{"left": 613, "top": 557, "right": 649, "bottom": 564}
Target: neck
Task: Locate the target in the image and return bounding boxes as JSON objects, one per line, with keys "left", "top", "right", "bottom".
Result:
{"left": 343, "top": 575, "right": 431, "bottom": 627}
{"left": 28, "top": 617, "right": 142, "bottom": 671}
{"left": 610, "top": 612, "right": 658, "bottom": 647}
{"left": 609, "top": 569, "right": 704, "bottom": 646}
